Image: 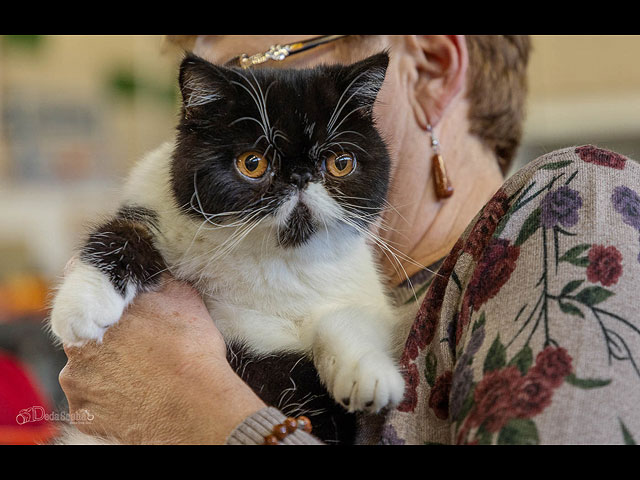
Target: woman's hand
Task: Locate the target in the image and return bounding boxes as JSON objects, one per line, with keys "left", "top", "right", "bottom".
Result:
{"left": 58, "top": 275, "right": 266, "bottom": 444}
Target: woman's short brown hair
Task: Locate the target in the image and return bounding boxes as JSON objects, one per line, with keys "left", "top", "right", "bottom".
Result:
{"left": 465, "top": 35, "right": 531, "bottom": 175}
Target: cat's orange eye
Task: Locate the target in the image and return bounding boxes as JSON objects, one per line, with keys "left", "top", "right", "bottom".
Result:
{"left": 326, "top": 152, "right": 356, "bottom": 178}
{"left": 236, "top": 151, "right": 269, "bottom": 179}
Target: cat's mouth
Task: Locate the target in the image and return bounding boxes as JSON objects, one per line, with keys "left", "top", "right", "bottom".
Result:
{"left": 273, "top": 183, "right": 343, "bottom": 248}
{"left": 277, "top": 201, "right": 317, "bottom": 248}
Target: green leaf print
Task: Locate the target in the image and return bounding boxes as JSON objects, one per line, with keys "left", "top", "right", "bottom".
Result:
{"left": 515, "top": 207, "right": 541, "bottom": 247}
{"left": 507, "top": 344, "right": 533, "bottom": 375}
{"left": 475, "top": 425, "right": 493, "bottom": 445}
{"left": 565, "top": 373, "right": 612, "bottom": 389}
{"left": 424, "top": 351, "right": 437, "bottom": 388}
{"left": 483, "top": 335, "right": 507, "bottom": 373}
{"left": 558, "top": 301, "right": 585, "bottom": 318}
{"left": 559, "top": 244, "right": 591, "bottom": 267}
{"left": 560, "top": 279, "right": 584, "bottom": 297}
{"left": 472, "top": 311, "right": 486, "bottom": 333}
{"left": 498, "top": 418, "right": 540, "bottom": 445}
{"left": 538, "top": 160, "right": 574, "bottom": 171}
{"left": 619, "top": 419, "right": 637, "bottom": 445}
{"left": 575, "top": 286, "right": 615, "bottom": 306}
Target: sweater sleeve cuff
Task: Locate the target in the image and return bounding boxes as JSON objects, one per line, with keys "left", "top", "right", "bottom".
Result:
{"left": 225, "top": 407, "right": 324, "bottom": 445}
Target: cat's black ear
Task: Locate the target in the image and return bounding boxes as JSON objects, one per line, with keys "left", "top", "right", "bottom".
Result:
{"left": 178, "top": 53, "right": 231, "bottom": 114}
{"left": 338, "top": 51, "right": 389, "bottom": 114}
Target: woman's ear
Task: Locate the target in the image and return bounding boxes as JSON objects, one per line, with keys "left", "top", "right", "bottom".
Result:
{"left": 407, "top": 35, "right": 469, "bottom": 129}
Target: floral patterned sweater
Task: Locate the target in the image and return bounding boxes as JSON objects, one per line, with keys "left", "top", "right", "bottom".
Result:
{"left": 227, "top": 146, "right": 640, "bottom": 445}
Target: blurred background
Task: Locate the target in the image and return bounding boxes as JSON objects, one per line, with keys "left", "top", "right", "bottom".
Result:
{"left": 0, "top": 35, "right": 639, "bottom": 443}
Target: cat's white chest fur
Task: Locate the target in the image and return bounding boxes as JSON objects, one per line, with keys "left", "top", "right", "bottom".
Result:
{"left": 200, "top": 229, "right": 394, "bottom": 357}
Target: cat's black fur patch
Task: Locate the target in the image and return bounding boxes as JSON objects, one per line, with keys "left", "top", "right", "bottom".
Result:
{"left": 227, "top": 344, "right": 357, "bottom": 445}
{"left": 80, "top": 206, "right": 166, "bottom": 295}
{"left": 114, "top": 205, "right": 161, "bottom": 229}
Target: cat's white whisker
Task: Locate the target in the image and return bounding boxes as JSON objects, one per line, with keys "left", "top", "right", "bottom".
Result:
{"left": 336, "top": 212, "right": 434, "bottom": 303}
{"left": 230, "top": 71, "right": 277, "bottom": 146}
{"left": 326, "top": 70, "right": 370, "bottom": 134}
{"left": 325, "top": 129, "right": 367, "bottom": 142}
{"left": 333, "top": 191, "right": 414, "bottom": 228}
{"left": 228, "top": 115, "right": 267, "bottom": 135}
{"left": 199, "top": 211, "right": 269, "bottom": 272}
{"left": 324, "top": 140, "right": 367, "bottom": 155}
{"left": 329, "top": 104, "right": 370, "bottom": 138}
{"left": 230, "top": 81, "right": 270, "bottom": 139}
{"left": 171, "top": 178, "right": 280, "bottom": 276}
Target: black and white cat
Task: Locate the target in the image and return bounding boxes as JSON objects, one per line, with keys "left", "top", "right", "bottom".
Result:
{"left": 50, "top": 52, "right": 408, "bottom": 443}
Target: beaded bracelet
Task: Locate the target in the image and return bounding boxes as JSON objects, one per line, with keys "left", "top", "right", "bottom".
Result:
{"left": 263, "top": 416, "right": 312, "bottom": 445}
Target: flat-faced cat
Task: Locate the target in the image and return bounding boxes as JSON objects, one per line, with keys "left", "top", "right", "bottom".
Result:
{"left": 49, "top": 52, "right": 407, "bottom": 444}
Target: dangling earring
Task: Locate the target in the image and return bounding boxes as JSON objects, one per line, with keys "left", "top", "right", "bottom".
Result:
{"left": 427, "top": 124, "right": 454, "bottom": 199}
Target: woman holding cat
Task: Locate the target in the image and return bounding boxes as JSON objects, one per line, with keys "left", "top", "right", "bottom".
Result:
{"left": 58, "top": 35, "right": 640, "bottom": 444}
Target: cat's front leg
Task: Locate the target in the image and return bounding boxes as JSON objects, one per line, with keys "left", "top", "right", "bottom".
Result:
{"left": 310, "top": 307, "right": 406, "bottom": 413}
{"left": 50, "top": 206, "right": 166, "bottom": 346}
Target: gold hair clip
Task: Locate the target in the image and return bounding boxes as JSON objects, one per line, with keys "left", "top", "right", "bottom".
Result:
{"left": 224, "top": 35, "right": 348, "bottom": 69}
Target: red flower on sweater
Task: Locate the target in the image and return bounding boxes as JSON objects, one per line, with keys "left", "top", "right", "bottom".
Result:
{"left": 397, "top": 363, "right": 420, "bottom": 413}
{"left": 576, "top": 145, "right": 626, "bottom": 170}
{"left": 464, "top": 189, "right": 510, "bottom": 261}
{"left": 456, "top": 239, "right": 520, "bottom": 345}
{"left": 459, "top": 346, "right": 574, "bottom": 443}
{"left": 513, "top": 371, "right": 554, "bottom": 418}
{"left": 467, "top": 239, "right": 521, "bottom": 309}
{"left": 468, "top": 366, "right": 524, "bottom": 433}
{"left": 428, "top": 370, "right": 453, "bottom": 420}
{"left": 586, "top": 245, "right": 623, "bottom": 287}
{"left": 530, "top": 346, "right": 573, "bottom": 389}
{"left": 403, "top": 304, "right": 439, "bottom": 366}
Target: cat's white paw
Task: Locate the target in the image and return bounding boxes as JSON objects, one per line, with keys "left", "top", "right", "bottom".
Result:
{"left": 324, "top": 351, "right": 406, "bottom": 413}
{"left": 49, "top": 262, "right": 132, "bottom": 346}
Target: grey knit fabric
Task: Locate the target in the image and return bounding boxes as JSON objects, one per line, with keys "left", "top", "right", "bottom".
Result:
{"left": 226, "top": 407, "right": 324, "bottom": 445}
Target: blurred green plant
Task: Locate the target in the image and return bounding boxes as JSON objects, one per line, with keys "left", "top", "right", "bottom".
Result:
{"left": 2, "top": 35, "right": 45, "bottom": 52}
{"left": 106, "top": 66, "right": 179, "bottom": 107}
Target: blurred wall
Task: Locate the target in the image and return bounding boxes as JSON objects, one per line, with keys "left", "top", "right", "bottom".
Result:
{"left": 514, "top": 35, "right": 640, "bottom": 173}
{"left": 0, "top": 35, "right": 181, "bottom": 285}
